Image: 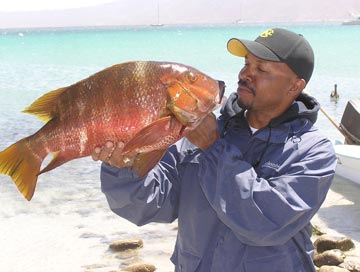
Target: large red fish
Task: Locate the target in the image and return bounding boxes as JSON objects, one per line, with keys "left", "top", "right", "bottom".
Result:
{"left": 0, "top": 61, "right": 225, "bottom": 200}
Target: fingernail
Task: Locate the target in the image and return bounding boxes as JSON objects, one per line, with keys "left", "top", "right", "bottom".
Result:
{"left": 117, "top": 142, "right": 124, "bottom": 148}
{"left": 106, "top": 142, "right": 114, "bottom": 148}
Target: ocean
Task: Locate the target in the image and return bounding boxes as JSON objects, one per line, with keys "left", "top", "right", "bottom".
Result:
{"left": 0, "top": 24, "right": 359, "bottom": 272}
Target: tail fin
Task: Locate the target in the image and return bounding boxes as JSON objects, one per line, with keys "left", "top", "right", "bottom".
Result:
{"left": 0, "top": 139, "right": 43, "bottom": 201}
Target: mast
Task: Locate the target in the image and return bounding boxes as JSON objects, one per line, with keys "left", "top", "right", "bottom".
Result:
{"left": 151, "top": 0, "right": 163, "bottom": 26}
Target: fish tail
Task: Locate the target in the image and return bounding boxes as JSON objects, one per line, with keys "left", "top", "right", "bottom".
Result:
{"left": 0, "top": 138, "right": 43, "bottom": 201}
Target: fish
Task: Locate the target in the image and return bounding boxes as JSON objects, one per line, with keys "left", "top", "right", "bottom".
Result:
{"left": 0, "top": 61, "right": 225, "bottom": 201}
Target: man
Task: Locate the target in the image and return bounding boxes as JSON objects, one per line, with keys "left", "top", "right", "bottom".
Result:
{"left": 92, "top": 28, "right": 337, "bottom": 271}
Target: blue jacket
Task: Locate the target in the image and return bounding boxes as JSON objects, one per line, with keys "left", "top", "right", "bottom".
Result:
{"left": 101, "top": 92, "right": 337, "bottom": 272}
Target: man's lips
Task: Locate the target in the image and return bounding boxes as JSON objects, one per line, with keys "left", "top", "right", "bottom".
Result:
{"left": 237, "top": 85, "right": 254, "bottom": 95}
{"left": 237, "top": 79, "right": 255, "bottom": 95}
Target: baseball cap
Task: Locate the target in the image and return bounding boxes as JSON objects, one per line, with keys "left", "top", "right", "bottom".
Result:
{"left": 227, "top": 28, "right": 314, "bottom": 83}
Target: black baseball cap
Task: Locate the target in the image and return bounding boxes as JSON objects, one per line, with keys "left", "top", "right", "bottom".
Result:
{"left": 227, "top": 28, "right": 314, "bottom": 83}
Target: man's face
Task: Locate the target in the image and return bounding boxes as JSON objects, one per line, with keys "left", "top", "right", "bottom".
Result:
{"left": 237, "top": 53, "right": 299, "bottom": 114}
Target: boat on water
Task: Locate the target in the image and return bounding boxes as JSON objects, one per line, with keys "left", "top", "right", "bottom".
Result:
{"left": 331, "top": 99, "right": 360, "bottom": 184}
{"left": 150, "top": 0, "right": 164, "bottom": 27}
{"left": 342, "top": 18, "right": 360, "bottom": 25}
{"left": 334, "top": 140, "right": 360, "bottom": 184}
{"left": 342, "top": 11, "right": 360, "bottom": 25}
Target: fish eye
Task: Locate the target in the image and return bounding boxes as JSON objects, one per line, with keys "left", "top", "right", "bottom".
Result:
{"left": 186, "top": 72, "right": 198, "bottom": 83}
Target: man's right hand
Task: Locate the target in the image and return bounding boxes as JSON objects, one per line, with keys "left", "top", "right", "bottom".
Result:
{"left": 92, "top": 141, "right": 137, "bottom": 168}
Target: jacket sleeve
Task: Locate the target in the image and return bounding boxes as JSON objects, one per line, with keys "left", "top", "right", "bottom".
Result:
{"left": 197, "top": 137, "right": 337, "bottom": 246}
{"left": 100, "top": 144, "right": 182, "bottom": 226}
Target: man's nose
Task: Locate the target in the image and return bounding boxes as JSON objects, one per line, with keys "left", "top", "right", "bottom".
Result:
{"left": 239, "top": 67, "right": 253, "bottom": 83}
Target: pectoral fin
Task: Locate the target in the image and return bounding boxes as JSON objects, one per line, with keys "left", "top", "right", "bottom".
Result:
{"left": 123, "top": 116, "right": 184, "bottom": 153}
{"left": 131, "top": 149, "right": 167, "bottom": 177}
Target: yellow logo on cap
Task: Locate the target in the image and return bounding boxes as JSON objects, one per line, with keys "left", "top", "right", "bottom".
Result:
{"left": 260, "top": 29, "right": 274, "bottom": 38}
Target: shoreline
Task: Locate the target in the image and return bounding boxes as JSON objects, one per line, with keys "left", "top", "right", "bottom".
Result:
{"left": 0, "top": 21, "right": 349, "bottom": 32}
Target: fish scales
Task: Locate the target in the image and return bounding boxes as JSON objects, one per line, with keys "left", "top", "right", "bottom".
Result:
{"left": 0, "top": 61, "right": 224, "bottom": 200}
{"left": 41, "top": 63, "right": 164, "bottom": 152}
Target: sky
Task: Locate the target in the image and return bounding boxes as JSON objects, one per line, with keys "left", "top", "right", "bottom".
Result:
{"left": 0, "top": 0, "right": 116, "bottom": 12}
{"left": 1, "top": 0, "right": 360, "bottom": 29}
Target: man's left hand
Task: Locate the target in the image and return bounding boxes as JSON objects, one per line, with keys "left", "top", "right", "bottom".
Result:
{"left": 186, "top": 113, "right": 219, "bottom": 151}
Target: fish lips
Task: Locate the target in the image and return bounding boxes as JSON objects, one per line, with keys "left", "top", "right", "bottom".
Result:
{"left": 217, "top": 80, "right": 226, "bottom": 103}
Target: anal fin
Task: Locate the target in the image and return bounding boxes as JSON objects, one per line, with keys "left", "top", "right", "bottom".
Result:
{"left": 38, "top": 151, "right": 68, "bottom": 175}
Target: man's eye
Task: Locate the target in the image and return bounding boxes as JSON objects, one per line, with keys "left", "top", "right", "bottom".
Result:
{"left": 258, "top": 67, "right": 267, "bottom": 73}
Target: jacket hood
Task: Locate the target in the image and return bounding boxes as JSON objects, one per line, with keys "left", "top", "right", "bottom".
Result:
{"left": 220, "top": 92, "right": 320, "bottom": 126}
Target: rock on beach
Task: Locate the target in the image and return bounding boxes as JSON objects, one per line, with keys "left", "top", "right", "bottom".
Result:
{"left": 315, "top": 235, "right": 355, "bottom": 253}
{"left": 109, "top": 238, "right": 144, "bottom": 252}
{"left": 121, "top": 263, "right": 156, "bottom": 272}
{"left": 314, "top": 249, "right": 345, "bottom": 267}
{"left": 313, "top": 234, "right": 360, "bottom": 272}
{"left": 108, "top": 238, "right": 158, "bottom": 271}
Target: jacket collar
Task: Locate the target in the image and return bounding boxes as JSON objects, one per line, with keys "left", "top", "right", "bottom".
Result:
{"left": 220, "top": 92, "right": 320, "bottom": 126}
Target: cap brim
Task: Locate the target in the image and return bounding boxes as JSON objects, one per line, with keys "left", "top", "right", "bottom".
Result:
{"left": 227, "top": 38, "right": 281, "bottom": 62}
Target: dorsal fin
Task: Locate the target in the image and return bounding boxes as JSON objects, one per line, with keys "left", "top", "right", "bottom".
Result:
{"left": 22, "top": 87, "right": 67, "bottom": 122}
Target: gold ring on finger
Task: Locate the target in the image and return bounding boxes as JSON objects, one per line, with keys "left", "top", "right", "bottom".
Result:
{"left": 123, "top": 157, "right": 131, "bottom": 165}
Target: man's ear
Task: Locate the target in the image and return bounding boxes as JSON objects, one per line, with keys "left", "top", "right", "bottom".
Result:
{"left": 289, "top": 78, "right": 306, "bottom": 98}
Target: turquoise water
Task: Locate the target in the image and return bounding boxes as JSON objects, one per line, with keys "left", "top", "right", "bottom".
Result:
{"left": 1, "top": 24, "right": 359, "bottom": 140}
{"left": 0, "top": 24, "right": 359, "bottom": 272}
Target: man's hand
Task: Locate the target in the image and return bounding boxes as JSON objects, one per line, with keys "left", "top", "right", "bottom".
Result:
{"left": 92, "top": 141, "right": 137, "bottom": 168}
{"left": 186, "top": 113, "right": 219, "bottom": 151}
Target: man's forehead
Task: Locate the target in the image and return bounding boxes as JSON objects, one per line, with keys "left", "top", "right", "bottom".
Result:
{"left": 245, "top": 53, "right": 277, "bottom": 65}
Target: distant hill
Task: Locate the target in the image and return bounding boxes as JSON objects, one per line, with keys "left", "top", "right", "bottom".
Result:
{"left": 1, "top": 0, "right": 360, "bottom": 29}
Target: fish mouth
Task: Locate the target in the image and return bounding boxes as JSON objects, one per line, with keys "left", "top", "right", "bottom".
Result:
{"left": 217, "top": 80, "right": 226, "bottom": 103}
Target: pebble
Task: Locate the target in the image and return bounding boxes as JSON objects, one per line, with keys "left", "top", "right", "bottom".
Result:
{"left": 120, "top": 263, "right": 156, "bottom": 272}
{"left": 315, "top": 235, "right": 355, "bottom": 253}
{"left": 109, "top": 238, "right": 144, "bottom": 251}
{"left": 314, "top": 250, "right": 344, "bottom": 267}
{"left": 336, "top": 238, "right": 356, "bottom": 252}
{"left": 108, "top": 238, "right": 157, "bottom": 271}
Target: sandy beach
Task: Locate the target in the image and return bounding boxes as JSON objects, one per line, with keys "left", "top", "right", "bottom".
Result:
{"left": 312, "top": 174, "right": 360, "bottom": 257}
{"left": 0, "top": 172, "right": 358, "bottom": 272}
